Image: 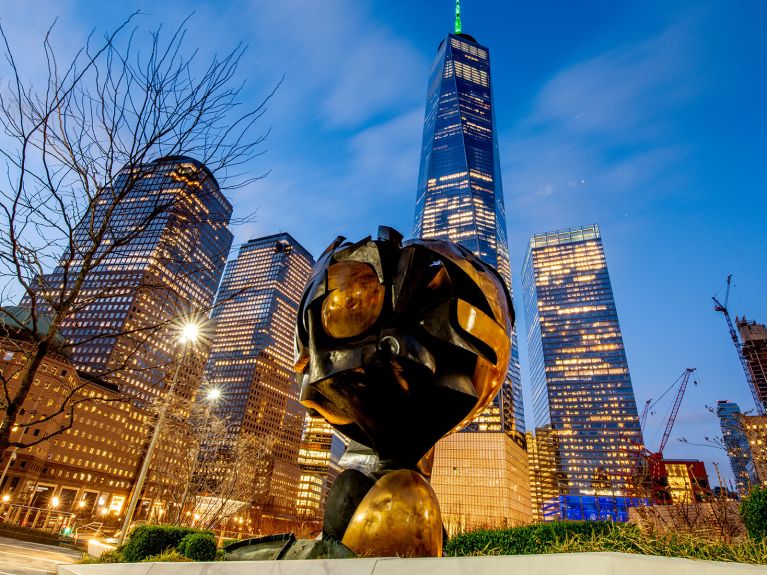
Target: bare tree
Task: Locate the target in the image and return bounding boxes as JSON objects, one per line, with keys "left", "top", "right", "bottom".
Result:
{"left": 0, "top": 13, "right": 275, "bottom": 454}
{"left": 194, "top": 433, "right": 275, "bottom": 531}
{"left": 122, "top": 390, "right": 274, "bottom": 530}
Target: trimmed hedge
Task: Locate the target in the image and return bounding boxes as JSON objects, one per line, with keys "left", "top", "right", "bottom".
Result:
{"left": 445, "top": 521, "right": 767, "bottom": 565}
{"left": 180, "top": 532, "right": 218, "bottom": 562}
{"left": 122, "top": 525, "right": 214, "bottom": 562}
{"left": 445, "top": 521, "right": 618, "bottom": 556}
{"left": 741, "top": 485, "right": 767, "bottom": 541}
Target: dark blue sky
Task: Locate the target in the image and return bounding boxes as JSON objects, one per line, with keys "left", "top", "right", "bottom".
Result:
{"left": 4, "top": 1, "right": 766, "bottom": 486}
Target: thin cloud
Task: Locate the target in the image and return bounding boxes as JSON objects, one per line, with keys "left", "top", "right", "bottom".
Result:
{"left": 503, "top": 17, "right": 701, "bottom": 218}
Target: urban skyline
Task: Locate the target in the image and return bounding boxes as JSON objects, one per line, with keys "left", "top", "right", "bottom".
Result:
{"left": 1, "top": 0, "right": 766, "bottom": 490}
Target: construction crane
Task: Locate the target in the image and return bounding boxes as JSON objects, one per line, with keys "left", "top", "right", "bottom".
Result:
{"left": 712, "top": 275, "right": 765, "bottom": 415}
{"left": 641, "top": 369, "right": 697, "bottom": 456}
{"left": 657, "top": 368, "right": 696, "bottom": 456}
{"left": 639, "top": 399, "right": 652, "bottom": 434}
{"left": 637, "top": 368, "right": 698, "bottom": 504}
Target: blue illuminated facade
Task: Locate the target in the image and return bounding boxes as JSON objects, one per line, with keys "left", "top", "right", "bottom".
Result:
{"left": 522, "top": 225, "right": 643, "bottom": 498}
{"left": 543, "top": 495, "right": 649, "bottom": 522}
{"left": 413, "top": 31, "right": 524, "bottom": 438}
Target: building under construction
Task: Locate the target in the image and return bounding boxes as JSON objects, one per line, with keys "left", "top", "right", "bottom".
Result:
{"left": 737, "top": 317, "right": 767, "bottom": 411}
{"left": 739, "top": 414, "right": 767, "bottom": 486}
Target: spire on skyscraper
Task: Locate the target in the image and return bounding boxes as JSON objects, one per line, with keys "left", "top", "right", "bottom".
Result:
{"left": 455, "top": 0, "right": 462, "bottom": 34}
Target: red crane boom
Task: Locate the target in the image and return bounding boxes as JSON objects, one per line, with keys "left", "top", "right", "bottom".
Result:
{"left": 658, "top": 368, "right": 695, "bottom": 455}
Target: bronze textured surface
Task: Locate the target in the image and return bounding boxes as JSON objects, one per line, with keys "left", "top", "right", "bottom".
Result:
{"left": 322, "top": 260, "right": 385, "bottom": 339}
{"left": 341, "top": 469, "right": 443, "bottom": 558}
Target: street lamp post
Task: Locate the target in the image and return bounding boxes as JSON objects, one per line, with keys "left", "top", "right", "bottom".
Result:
{"left": 175, "top": 386, "right": 221, "bottom": 525}
{"left": 117, "top": 322, "right": 200, "bottom": 545}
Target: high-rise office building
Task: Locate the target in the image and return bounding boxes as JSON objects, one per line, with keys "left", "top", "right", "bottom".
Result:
{"left": 296, "top": 414, "right": 346, "bottom": 520}
{"left": 717, "top": 401, "right": 759, "bottom": 492}
{"left": 203, "top": 233, "right": 314, "bottom": 524}
{"left": 522, "top": 224, "right": 643, "bottom": 499}
{"left": 412, "top": 8, "right": 522, "bottom": 437}
{"left": 737, "top": 317, "right": 767, "bottom": 411}
{"left": 526, "top": 426, "right": 560, "bottom": 522}
{"left": 31, "top": 156, "right": 233, "bottom": 405}
{"left": 414, "top": 6, "right": 530, "bottom": 530}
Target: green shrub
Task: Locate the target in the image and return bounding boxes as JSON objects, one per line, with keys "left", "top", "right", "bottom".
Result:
{"left": 122, "top": 524, "right": 213, "bottom": 562}
{"left": 549, "top": 522, "right": 767, "bottom": 565}
{"left": 78, "top": 550, "right": 124, "bottom": 564}
{"left": 445, "top": 521, "right": 617, "bottom": 556}
{"left": 221, "top": 538, "right": 240, "bottom": 548}
{"left": 140, "top": 550, "right": 193, "bottom": 563}
{"left": 179, "top": 532, "right": 217, "bottom": 562}
{"left": 741, "top": 486, "right": 767, "bottom": 541}
{"left": 446, "top": 522, "right": 767, "bottom": 565}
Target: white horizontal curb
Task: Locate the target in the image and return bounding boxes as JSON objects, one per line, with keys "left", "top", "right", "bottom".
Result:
{"left": 57, "top": 552, "right": 767, "bottom": 575}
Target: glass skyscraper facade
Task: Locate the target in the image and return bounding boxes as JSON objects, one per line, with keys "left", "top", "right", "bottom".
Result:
{"left": 32, "top": 156, "right": 233, "bottom": 404}
{"left": 717, "top": 400, "right": 758, "bottom": 493}
{"left": 296, "top": 414, "right": 346, "bottom": 520}
{"left": 413, "top": 30, "right": 523, "bottom": 438}
{"left": 522, "top": 225, "right": 643, "bottom": 497}
{"left": 203, "top": 233, "right": 314, "bottom": 522}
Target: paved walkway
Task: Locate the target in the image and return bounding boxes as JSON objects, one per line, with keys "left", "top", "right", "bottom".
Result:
{"left": 0, "top": 536, "right": 80, "bottom": 575}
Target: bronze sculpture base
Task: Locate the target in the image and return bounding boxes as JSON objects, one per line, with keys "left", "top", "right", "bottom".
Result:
{"left": 341, "top": 469, "right": 443, "bottom": 557}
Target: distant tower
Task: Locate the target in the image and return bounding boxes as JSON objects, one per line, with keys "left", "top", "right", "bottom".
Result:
{"left": 32, "top": 156, "right": 233, "bottom": 404}
{"left": 737, "top": 318, "right": 767, "bottom": 411}
{"left": 296, "top": 414, "right": 346, "bottom": 520}
{"left": 413, "top": 1, "right": 523, "bottom": 438}
{"left": 716, "top": 400, "right": 758, "bottom": 493}
{"left": 203, "top": 233, "right": 314, "bottom": 523}
{"left": 522, "top": 225, "right": 643, "bottom": 500}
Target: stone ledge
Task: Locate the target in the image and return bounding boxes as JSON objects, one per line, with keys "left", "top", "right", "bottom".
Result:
{"left": 57, "top": 552, "right": 767, "bottom": 575}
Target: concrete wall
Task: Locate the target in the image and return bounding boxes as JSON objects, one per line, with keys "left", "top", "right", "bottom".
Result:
{"left": 59, "top": 552, "right": 767, "bottom": 575}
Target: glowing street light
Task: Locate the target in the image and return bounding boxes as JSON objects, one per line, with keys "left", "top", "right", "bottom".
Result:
{"left": 179, "top": 322, "right": 200, "bottom": 344}
{"left": 51, "top": 496, "right": 60, "bottom": 508}
{"left": 1, "top": 494, "right": 9, "bottom": 503}
{"left": 206, "top": 387, "right": 221, "bottom": 402}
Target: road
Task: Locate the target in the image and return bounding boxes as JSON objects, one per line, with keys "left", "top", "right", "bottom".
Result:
{"left": 0, "top": 537, "right": 80, "bottom": 575}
